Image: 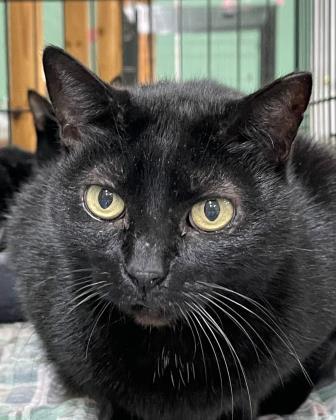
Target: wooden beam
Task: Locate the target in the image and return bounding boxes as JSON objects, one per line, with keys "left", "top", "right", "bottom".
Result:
{"left": 96, "top": 0, "right": 123, "bottom": 82}
{"left": 138, "top": 33, "right": 153, "bottom": 83}
{"left": 64, "top": 1, "right": 89, "bottom": 66}
{"left": 7, "top": 1, "right": 43, "bottom": 152}
{"left": 34, "top": 2, "right": 45, "bottom": 95}
{"left": 137, "top": 0, "right": 153, "bottom": 84}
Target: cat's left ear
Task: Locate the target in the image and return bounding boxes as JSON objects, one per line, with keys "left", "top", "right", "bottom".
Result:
{"left": 43, "top": 46, "right": 129, "bottom": 147}
{"left": 236, "top": 72, "right": 312, "bottom": 163}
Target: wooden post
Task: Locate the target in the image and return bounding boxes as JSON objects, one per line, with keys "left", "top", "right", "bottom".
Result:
{"left": 64, "top": 1, "right": 89, "bottom": 66}
{"left": 7, "top": 1, "right": 43, "bottom": 151}
{"left": 96, "top": 0, "right": 123, "bottom": 83}
{"left": 34, "top": 2, "right": 44, "bottom": 95}
{"left": 138, "top": 0, "right": 153, "bottom": 84}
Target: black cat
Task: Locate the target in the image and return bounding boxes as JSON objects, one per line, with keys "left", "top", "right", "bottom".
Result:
{"left": 0, "top": 91, "right": 60, "bottom": 322}
{"left": 0, "top": 91, "right": 59, "bottom": 226}
{"left": 6, "top": 46, "right": 336, "bottom": 420}
{"left": 28, "top": 89, "right": 60, "bottom": 163}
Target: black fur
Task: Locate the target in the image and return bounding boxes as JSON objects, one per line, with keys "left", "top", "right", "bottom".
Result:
{"left": 0, "top": 147, "right": 35, "bottom": 254}
{"left": 0, "top": 91, "right": 59, "bottom": 235}
{"left": 6, "top": 47, "right": 336, "bottom": 420}
{"left": 0, "top": 148, "right": 34, "bottom": 223}
{"left": 28, "top": 89, "right": 60, "bottom": 162}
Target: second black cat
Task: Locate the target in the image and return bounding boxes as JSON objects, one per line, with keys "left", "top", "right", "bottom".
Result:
{"left": 0, "top": 91, "right": 59, "bottom": 227}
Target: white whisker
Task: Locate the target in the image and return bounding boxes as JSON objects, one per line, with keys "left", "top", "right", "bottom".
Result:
{"left": 186, "top": 301, "right": 230, "bottom": 417}
{"left": 187, "top": 297, "right": 252, "bottom": 420}
{"left": 198, "top": 281, "right": 312, "bottom": 386}
{"left": 85, "top": 299, "right": 110, "bottom": 359}
{"left": 204, "top": 291, "right": 283, "bottom": 386}
{"left": 186, "top": 303, "right": 208, "bottom": 384}
{"left": 192, "top": 292, "right": 260, "bottom": 362}
{"left": 175, "top": 303, "right": 197, "bottom": 359}
{"left": 68, "top": 291, "right": 102, "bottom": 314}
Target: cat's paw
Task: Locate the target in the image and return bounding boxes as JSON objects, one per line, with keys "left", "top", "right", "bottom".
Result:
{"left": 98, "top": 401, "right": 114, "bottom": 420}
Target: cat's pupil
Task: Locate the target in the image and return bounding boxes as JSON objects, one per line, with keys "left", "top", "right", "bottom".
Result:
{"left": 204, "top": 200, "right": 220, "bottom": 221}
{"left": 98, "top": 189, "right": 113, "bottom": 209}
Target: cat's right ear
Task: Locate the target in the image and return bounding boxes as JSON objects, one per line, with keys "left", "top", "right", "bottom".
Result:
{"left": 231, "top": 72, "right": 312, "bottom": 163}
{"left": 110, "top": 75, "right": 123, "bottom": 86}
{"left": 43, "top": 46, "right": 129, "bottom": 147}
{"left": 28, "top": 90, "right": 56, "bottom": 131}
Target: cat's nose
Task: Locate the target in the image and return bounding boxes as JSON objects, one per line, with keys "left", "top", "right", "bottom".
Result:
{"left": 125, "top": 264, "right": 166, "bottom": 293}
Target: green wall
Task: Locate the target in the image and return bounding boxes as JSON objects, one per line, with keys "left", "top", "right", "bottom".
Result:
{"left": 275, "top": 0, "right": 295, "bottom": 77}
{"left": 0, "top": 0, "right": 298, "bottom": 108}
{"left": 0, "top": 2, "right": 7, "bottom": 109}
{"left": 43, "top": 1, "right": 64, "bottom": 48}
{"left": 155, "top": 0, "right": 295, "bottom": 92}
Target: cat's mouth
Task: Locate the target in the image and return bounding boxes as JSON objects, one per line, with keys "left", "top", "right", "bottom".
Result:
{"left": 131, "top": 304, "right": 171, "bottom": 328}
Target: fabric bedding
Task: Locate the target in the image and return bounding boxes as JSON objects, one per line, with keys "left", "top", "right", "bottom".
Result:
{"left": 0, "top": 323, "right": 335, "bottom": 420}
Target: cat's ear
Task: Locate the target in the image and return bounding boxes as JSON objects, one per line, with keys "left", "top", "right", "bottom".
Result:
{"left": 236, "top": 72, "right": 312, "bottom": 163}
{"left": 42, "top": 46, "right": 129, "bottom": 146}
{"left": 28, "top": 90, "right": 56, "bottom": 131}
{"left": 110, "top": 75, "right": 123, "bottom": 86}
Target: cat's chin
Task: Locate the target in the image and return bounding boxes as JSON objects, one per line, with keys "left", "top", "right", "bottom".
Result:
{"left": 133, "top": 313, "right": 171, "bottom": 328}
{"left": 129, "top": 305, "right": 172, "bottom": 328}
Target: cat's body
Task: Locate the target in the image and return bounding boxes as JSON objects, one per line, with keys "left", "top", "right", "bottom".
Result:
{"left": 28, "top": 89, "right": 60, "bottom": 163}
{"left": 0, "top": 91, "right": 60, "bottom": 322}
{"left": 0, "top": 146, "right": 35, "bottom": 251}
{"left": 6, "top": 47, "right": 336, "bottom": 420}
{"left": 0, "top": 91, "right": 59, "bottom": 228}
{"left": 0, "top": 148, "right": 34, "bottom": 222}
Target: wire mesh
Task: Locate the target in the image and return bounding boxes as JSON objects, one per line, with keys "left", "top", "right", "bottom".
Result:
{"left": 308, "top": 0, "right": 336, "bottom": 145}
{"left": 0, "top": 1, "right": 335, "bottom": 147}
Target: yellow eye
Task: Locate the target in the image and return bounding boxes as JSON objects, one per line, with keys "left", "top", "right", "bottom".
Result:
{"left": 190, "top": 198, "right": 234, "bottom": 232}
{"left": 84, "top": 185, "right": 125, "bottom": 220}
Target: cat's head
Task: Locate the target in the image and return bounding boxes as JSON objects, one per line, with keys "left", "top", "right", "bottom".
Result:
{"left": 43, "top": 47, "right": 311, "bottom": 328}
{"left": 28, "top": 90, "right": 61, "bottom": 163}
